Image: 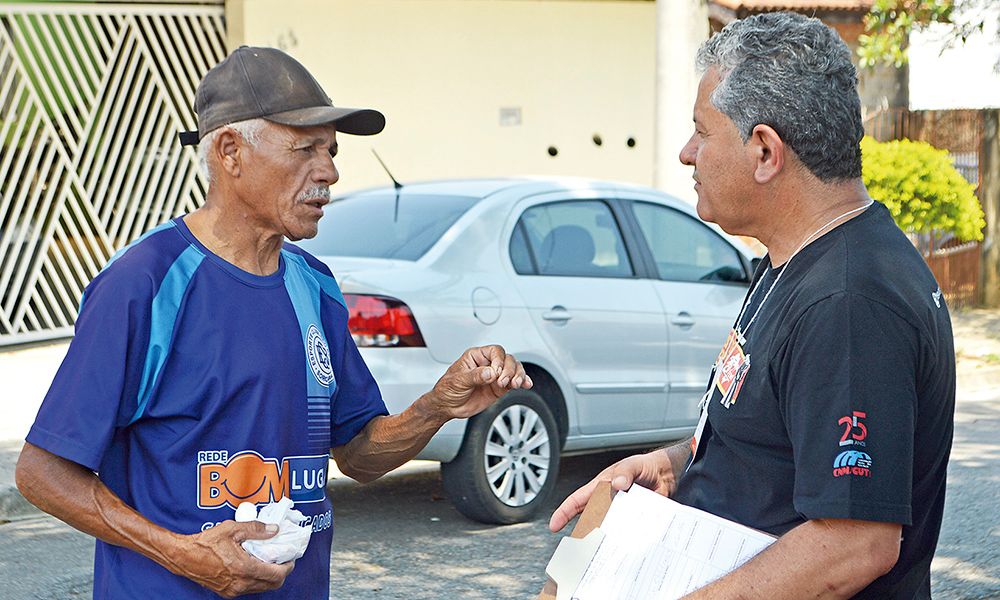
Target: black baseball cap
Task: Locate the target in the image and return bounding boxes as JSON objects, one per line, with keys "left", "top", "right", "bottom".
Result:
{"left": 178, "top": 46, "right": 385, "bottom": 146}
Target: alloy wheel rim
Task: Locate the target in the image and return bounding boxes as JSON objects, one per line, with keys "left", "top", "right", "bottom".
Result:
{"left": 483, "top": 403, "right": 551, "bottom": 507}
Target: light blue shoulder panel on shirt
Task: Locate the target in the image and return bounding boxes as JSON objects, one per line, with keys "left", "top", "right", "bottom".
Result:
{"left": 128, "top": 245, "right": 204, "bottom": 425}
{"left": 104, "top": 220, "right": 177, "bottom": 269}
{"left": 282, "top": 250, "right": 337, "bottom": 451}
{"left": 80, "top": 220, "right": 178, "bottom": 313}
{"left": 309, "top": 263, "right": 346, "bottom": 310}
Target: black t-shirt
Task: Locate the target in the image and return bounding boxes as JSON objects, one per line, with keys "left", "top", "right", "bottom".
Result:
{"left": 672, "top": 202, "right": 955, "bottom": 599}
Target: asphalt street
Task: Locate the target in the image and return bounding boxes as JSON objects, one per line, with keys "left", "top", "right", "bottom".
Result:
{"left": 0, "top": 397, "right": 997, "bottom": 599}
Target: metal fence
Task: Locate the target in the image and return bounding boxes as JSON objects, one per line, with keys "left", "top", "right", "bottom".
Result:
{"left": 0, "top": 2, "right": 225, "bottom": 346}
{"left": 925, "top": 242, "right": 982, "bottom": 309}
{"left": 864, "top": 108, "right": 985, "bottom": 189}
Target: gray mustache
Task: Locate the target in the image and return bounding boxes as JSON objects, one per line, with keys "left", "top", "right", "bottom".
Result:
{"left": 298, "top": 187, "right": 331, "bottom": 202}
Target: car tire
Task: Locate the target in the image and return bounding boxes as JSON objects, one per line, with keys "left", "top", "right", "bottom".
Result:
{"left": 441, "top": 389, "right": 560, "bottom": 524}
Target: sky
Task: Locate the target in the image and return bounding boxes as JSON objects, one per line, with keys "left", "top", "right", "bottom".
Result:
{"left": 909, "top": 5, "right": 1000, "bottom": 109}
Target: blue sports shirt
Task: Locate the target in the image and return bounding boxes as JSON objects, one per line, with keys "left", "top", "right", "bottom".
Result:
{"left": 27, "top": 216, "right": 388, "bottom": 599}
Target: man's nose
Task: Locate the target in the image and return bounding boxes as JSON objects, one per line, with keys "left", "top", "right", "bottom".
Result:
{"left": 679, "top": 133, "right": 697, "bottom": 166}
{"left": 315, "top": 154, "right": 339, "bottom": 186}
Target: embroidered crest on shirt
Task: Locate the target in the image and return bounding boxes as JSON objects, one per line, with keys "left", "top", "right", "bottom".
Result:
{"left": 932, "top": 287, "right": 943, "bottom": 308}
{"left": 306, "top": 324, "right": 334, "bottom": 386}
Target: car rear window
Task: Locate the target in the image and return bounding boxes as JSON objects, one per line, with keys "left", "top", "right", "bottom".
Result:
{"left": 299, "top": 193, "right": 481, "bottom": 260}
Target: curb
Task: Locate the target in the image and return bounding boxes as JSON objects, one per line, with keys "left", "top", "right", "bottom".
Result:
{"left": 0, "top": 484, "right": 41, "bottom": 522}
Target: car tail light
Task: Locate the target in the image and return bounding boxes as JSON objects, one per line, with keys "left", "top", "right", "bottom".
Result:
{"left": 344, "top": 294, "right": 426, "bottom": 348}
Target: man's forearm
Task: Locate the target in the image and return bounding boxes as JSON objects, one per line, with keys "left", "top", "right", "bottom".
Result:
{"left": 332, "top": 345, "right": 529, "bottom": 483}
{"left": 331, "top": 393, "right": 448, "bottom": 483}
{"left": 15, "top": 442, "right": 183, "bottom": 572}
{"left": 681, "top": 518, "right": 901, "bottom": 600}
{"left": 663, "top": 437, "right": 693, "bottom": 491}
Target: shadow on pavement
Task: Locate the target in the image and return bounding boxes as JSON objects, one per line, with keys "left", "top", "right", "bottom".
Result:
{"left": 930, "top": 401, "right": 1000, "bottom": 600}
{"left": 328, "top": 450, "right": 634, "bottom": 599}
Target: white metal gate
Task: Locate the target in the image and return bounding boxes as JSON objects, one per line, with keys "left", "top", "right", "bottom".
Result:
{"left": 0, "top": 2, "right": 225, "bottom": 346}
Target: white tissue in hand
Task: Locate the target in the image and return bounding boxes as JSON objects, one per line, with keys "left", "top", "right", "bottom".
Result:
{"left": 234, "top": 502, "right": 258, "bottom": 522}
{"left": 234, "top": 497, "right": 312, "bottom": 564}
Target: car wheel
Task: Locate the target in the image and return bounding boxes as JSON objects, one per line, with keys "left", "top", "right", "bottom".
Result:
{"left": 441, "top": 389, "right": 560, "bottom": 524}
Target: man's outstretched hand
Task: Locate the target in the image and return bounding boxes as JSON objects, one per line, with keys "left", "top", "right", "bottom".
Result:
{"left": 330, "top": 345, "right": 531, "bottom": 483}
{"left": 428, "top": 345, "right": 532, "bottom": 421}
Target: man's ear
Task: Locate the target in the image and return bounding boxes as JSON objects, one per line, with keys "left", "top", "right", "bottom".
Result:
{"left": 748, "top": 124, "right": 784, "bottom": 184}
{"left": 215, "top": 129, "right": 242, "bottom": 178}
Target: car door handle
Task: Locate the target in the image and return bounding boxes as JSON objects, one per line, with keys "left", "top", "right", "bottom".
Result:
{"left": 542, "top": 306, "right": 572, "bottom": 322}
{"left": 671, "top": 312, "right": 696, "bottom": 327}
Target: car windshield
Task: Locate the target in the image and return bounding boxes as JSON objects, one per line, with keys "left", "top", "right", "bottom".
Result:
{"left": 299, "top": 193, "right": 482, "bottom": 260}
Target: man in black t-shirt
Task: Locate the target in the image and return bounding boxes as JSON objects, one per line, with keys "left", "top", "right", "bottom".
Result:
{"left": 549, "top": 12, "right": 955, "bottom": 600}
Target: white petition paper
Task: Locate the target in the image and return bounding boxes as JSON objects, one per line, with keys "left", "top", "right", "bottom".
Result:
{"left": 573, "top": 485, "right": 775, "bottom": 600}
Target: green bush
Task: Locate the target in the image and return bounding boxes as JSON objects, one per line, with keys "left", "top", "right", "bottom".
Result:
{"left": 861, "top": 136, "right": 985, "bottom": 242}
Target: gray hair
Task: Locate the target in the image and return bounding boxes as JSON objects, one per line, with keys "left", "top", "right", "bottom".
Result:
{"left": 197, "top": 118, "right": 267, "bottom": 181}
{"left": 696, "top": 12, "right": 863, "bottom": 182}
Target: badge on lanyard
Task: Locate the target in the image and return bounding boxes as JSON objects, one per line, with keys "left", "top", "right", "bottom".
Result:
{"left": 688, "top": 328, "right": 753, "bottom": 470}
{"left": 715, "top": 328, "right": 751, "bottom": 409}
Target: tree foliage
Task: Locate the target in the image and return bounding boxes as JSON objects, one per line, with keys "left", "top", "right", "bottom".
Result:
{"left": 861, "top": 136, "right": 984, "bottom": 241}
{"left": 858, "top": 0, "right": 996, "bottom": 68}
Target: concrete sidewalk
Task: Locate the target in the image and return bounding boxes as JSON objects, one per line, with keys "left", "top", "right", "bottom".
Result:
{"left": 951, "top": 308, "right": 1000, "bottom": 399}
{"left": 0, "top": 341, "right": 67, "bottom": 521}
{"left": 1, "top": 308, "right": 999, "bottom": 521}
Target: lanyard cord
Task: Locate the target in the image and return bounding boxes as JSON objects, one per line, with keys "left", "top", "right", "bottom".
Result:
{"left": 734, "top": 200, "right": 874, "bottom": 340}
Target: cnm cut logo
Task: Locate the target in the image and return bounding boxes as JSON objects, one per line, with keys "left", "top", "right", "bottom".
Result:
{"left": 198, "top": 450, "right": 328, "bottom": 509}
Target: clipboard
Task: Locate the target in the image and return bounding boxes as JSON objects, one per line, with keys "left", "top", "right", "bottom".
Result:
{"left": 537, "top": 481, "right": 777, "bottom": 600}
{"left": 537, "top": 481, "right": 614, "bottom": 600}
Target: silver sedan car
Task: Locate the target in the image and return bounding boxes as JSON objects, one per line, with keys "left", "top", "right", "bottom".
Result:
{"left": 300, "top": 177, "right": 757, "bottom": 524}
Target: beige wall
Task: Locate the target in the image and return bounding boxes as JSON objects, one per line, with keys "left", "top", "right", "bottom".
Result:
{"left": 655, "top": 0, "right": 708, "bottom": 203}
{"left": 228, "top": 0, "right": 657, "bottom": 193}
